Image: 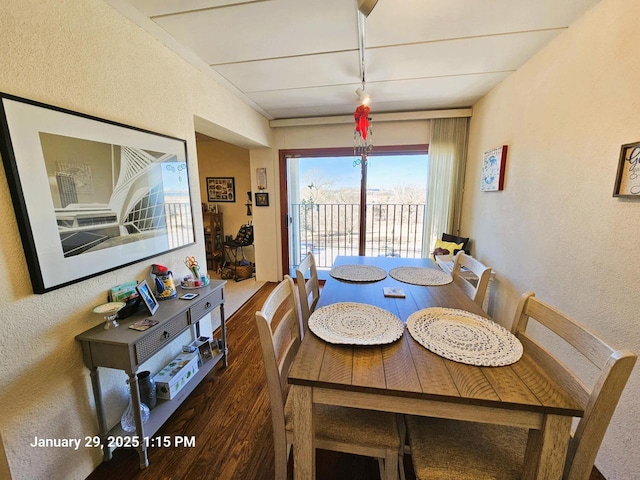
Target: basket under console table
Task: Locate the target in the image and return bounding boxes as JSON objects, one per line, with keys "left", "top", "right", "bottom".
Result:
{"left": 76, "top": 280, "right": 226, "bottom": 469}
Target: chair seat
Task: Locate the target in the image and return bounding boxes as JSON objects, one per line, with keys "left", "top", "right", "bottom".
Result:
{"left": 224, "top": 239, "right": 250, "bottom": 247}
{"left": 226, "top": 224, "right": 254, "bottom": 247}
{"left": 406, "top": 415, "right": 527, "bottom": 480}
{"left": 285, "top": 395, "right": 401, "bottom": 450}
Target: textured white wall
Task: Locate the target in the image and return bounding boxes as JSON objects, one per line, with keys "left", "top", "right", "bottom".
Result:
{"left": 462, "top": 0, "right": 640, "bottom": 478}
{"left": 0, "top": 1, "right": 270, "bottom": 479}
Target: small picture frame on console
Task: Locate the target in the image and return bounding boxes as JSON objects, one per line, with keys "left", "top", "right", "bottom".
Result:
{"left": 136, "top": 279, "right": 159, "bottom": 315}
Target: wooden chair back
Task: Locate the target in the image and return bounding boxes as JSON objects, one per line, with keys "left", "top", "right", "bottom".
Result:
{"left": 451, "top": 252, "right": 491, "bottom": 309}
{"left": 512, "top": 292, "right": 636, "bottom": 480}
{"left": 255, "top": 275, "right": 301, "bottom": 479}
{"left": 295, "top": 253, "right": 320, "bottom": 336}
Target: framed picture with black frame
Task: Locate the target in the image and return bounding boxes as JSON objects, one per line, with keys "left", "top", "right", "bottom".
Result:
{"left": 0, "top": 92, "right": 195, "bottom": 293}
{"left": 207, "top": 177, "right": 236, "bottom": 202}
{"left": 255, "top": 192, "right": 269, "bottom": 206}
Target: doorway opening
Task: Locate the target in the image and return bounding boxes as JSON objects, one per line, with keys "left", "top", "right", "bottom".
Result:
{"left": 195, "top": 133, "right": 255, "bottom": 280}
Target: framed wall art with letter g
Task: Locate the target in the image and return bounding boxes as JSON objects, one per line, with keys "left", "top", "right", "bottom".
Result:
{"left": 613, "top": 141, "right": 640, "bottom": 197}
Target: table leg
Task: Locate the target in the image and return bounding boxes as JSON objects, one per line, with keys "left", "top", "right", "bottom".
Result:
{"left": 292, "top": 385, "right": 314, "bottom": 480}
{"left": 220, "top": 303, "right": 228, "bottom": 367}
{"left": 522, "top": 414, "right": 571, "bottom": 480}
{"left": 127, "top": 372, "right": 149, "bottom": 469}
{"left": 89, "top": 367, "right": 111, "bottom": 462}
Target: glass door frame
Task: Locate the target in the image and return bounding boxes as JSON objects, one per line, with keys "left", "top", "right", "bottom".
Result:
{"left": 279, "top": 144, "right": 428, "bottom": 277}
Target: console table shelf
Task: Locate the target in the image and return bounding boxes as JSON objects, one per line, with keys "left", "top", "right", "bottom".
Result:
{"left": 76, "top": 281, "right": 226, "bottom": 469}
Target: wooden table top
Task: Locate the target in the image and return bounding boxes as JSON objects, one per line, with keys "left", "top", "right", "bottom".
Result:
{"left": 288, "top": 256, "right": 582, "bottom": 417}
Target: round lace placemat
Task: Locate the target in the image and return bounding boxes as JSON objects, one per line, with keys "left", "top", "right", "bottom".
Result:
{"left": 389, "top": 267, "right": 452, "bottom": 286}
{"left": 329, "top": 264, "right": 387, "bottom": 282}
{"left": 309, "top": 302, "right": 404, "bottom": 345}
{"left": 407, "top": 307, "right": 523, "bottom": 366}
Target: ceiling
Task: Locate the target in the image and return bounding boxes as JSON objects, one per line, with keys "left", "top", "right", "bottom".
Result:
{"left": 117, "top": 0, "right": 600, "bottom": 120}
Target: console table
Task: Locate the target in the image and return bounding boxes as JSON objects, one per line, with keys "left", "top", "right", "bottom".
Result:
{"left": 76, "top": 281, "right": 226, "bottom": 468}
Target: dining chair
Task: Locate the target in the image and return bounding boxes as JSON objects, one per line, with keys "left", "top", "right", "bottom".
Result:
{"left": 451, "top": 252, "right": 491, "bottom": 310}
{"left": 295, "top": 253, "right": 320, "bottom": 337}
{"left": 255, "top": 275, "right": 405, "bottom": 480}
{"left": 405, "top": 291, "right": 636, "bottom": 480}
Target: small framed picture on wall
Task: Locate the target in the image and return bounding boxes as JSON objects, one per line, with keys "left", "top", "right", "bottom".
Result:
{"left": 207, "top": 177, "right": 236, "bottom": 202}
{"left": 481, "top": 145, "right": 508, "bottom": 192}
{"left": 257, "top": 168, "right": 267, "bottom": 191}
{"left": 255, "top": 192, "right": 269, "bottom": 206}
{"left": 613, "top": 141, "right": 640, "bottom": 197}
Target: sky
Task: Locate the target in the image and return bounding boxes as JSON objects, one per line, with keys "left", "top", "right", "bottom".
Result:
{"left": 297, "top": 154, "right": 428, "bottom": 190}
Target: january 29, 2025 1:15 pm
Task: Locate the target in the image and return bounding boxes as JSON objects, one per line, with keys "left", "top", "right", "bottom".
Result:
{"left": 29, "top": 435, "right": 196, "bottom": 450}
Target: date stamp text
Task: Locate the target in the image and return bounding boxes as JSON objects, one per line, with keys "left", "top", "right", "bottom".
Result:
{"left": 30, "top": 435, "right": 196, "bottom": 450}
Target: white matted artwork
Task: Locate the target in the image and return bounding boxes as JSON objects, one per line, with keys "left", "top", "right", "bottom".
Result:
{"left": 481, "top": 145, "right": 508, "bottom": 191}
{"left": 256, "top": 167, "right": 267, "bottom": 191}
{"left": 0, "top": 92, "right": 194, "bottom": 293}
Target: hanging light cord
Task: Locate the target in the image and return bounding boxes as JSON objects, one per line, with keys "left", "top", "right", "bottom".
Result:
{"left": 357, "top": 10, "right": 367, "bottom": 89}
{"left": 354, "top": 6, "right": 373, "bottom": 167}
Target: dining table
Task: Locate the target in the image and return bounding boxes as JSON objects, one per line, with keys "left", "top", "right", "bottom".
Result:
{"left": 287, "top": 255, "right": 583, "bottom": 480}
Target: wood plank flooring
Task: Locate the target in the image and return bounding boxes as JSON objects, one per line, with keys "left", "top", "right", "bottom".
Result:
{"left": 87, "top": 282, "right": 605, "bottom": 480}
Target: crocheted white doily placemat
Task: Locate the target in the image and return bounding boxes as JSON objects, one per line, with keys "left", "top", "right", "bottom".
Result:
{"left": 389, "top": 267, "right": 452, "bottom": 286}
{"left": 407, "top": 307, "right": 523, "bottom": 366}
{"left": 329, "top": 264, "right": 387, "bottom": 282}
{"left": 309, "top": 302, "right": 404, "bottom": 345}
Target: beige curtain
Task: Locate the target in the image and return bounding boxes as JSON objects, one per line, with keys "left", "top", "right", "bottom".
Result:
{"left": 423, "top": 117, "right": 469, "bottom": 256}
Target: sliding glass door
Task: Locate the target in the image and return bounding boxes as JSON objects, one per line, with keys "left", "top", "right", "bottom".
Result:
{"left": 280, "top": 146, "right": 428, "bottom": 276}
{"left": 364, "top": 152, "right": 428, "bottom": 258}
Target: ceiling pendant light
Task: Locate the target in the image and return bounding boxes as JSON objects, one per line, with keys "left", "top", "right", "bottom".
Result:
{"left": 353, "top": 1, "right": 374, "bottom": 167}
{"left": 354, "top": 82, "right": 373, "bottom": 164}
{"left": 355, "top": 86, "right": 370, "bottom": 106}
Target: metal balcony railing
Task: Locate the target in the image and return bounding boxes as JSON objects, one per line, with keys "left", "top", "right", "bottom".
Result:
{"left": 291, "top": 203, "right": 426, "bottom": 269}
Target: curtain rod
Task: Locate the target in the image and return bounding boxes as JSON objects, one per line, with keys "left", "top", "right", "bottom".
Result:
{"left": 269, "top": 108, "right": 472, "bottom": 128}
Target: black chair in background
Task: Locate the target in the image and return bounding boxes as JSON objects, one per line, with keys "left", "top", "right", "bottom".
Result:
{"left": 441, "top": 232, "right": 470, "bottom": 255}
{"left": 223, "top": 224, "right": 255, "bottom": 281}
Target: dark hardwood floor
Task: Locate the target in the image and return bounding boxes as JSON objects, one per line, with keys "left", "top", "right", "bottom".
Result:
{"left": 87, "top": 282, "right": 606, "bottom": 480}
